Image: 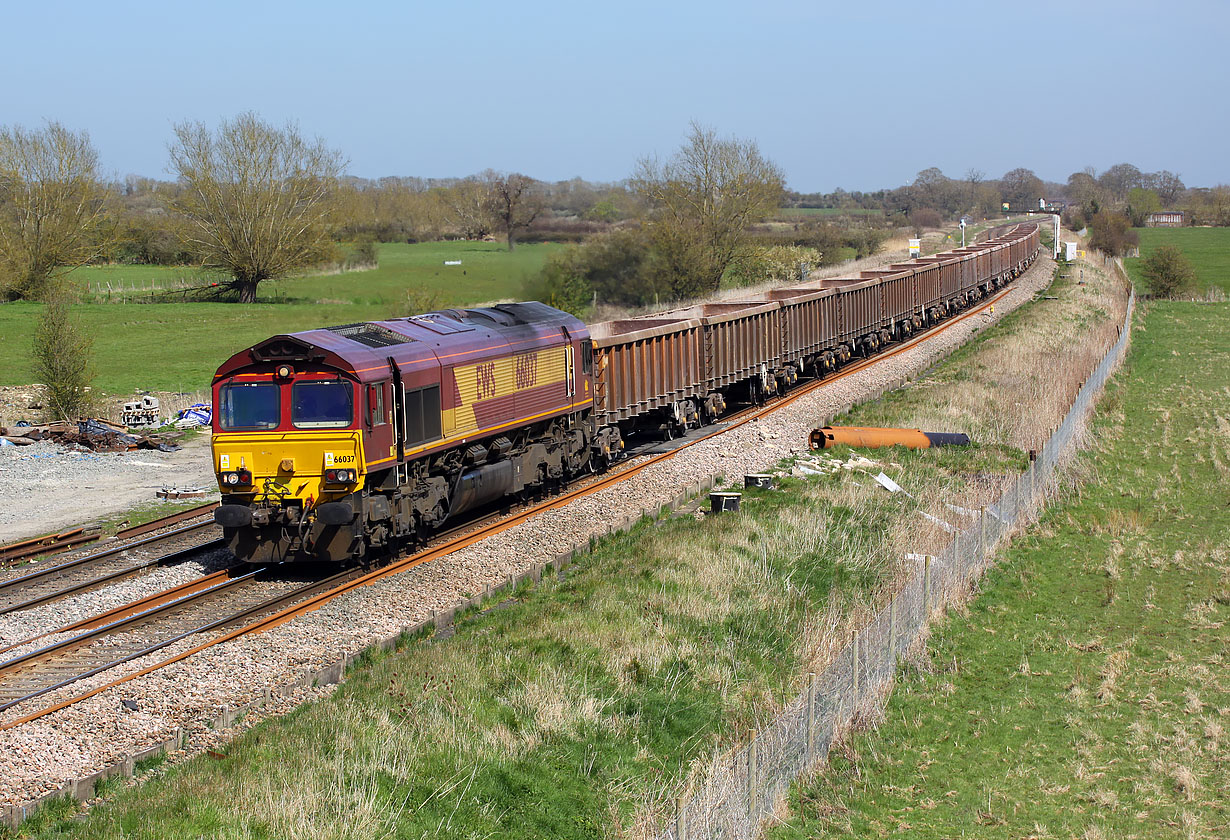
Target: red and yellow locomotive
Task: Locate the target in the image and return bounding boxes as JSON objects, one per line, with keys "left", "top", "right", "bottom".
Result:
{"left": 211, "top": 303, "right": 601, "bottom": 564}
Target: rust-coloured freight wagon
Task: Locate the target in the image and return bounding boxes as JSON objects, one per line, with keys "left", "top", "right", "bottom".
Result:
{"left": 589, "top": 316, "right": 702, "bottom": 425}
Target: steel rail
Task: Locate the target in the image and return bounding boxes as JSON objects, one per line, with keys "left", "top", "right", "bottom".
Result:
{"left": 0, "top": 568, "right": 359, "bottom": 713}
{"left": 0, "top": 277, "right": 1027, "bottom": 731}
{"left": 0, "top": 567, "right": 235, "bottom": 658}
{"left": 0, "top": 502, "right": 218, "bottom": 568}
{"left": 0, "top": 539, "right": 226, "bottom": 618}
{"left": 0, "top": 521, "right": 220, "bottom": 613}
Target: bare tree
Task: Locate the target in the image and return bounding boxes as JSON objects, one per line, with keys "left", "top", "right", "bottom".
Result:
{"left": 167, "top": 113, "right": 345, "bottom": 303}
{"left": 633, "top": 123, "right": 784, "bottom": 297}
{"left": 999, "top": 167, "right": 1044, "bottom": 212}
{"left": 1152, "top": 170, "right": 1185, "bottom": 206}
{"left": 441, "top": 172, "right": 498, "bottom": 240}
{"left": 0, "top": 122, "right": 111, "bottom": 300}
{"left": 490, "top": 172, "right": 545, "bottom": 251}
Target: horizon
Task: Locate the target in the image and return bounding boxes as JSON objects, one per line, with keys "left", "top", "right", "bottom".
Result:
{"left": 3, "top": 0, "right": 1226, "bottom": 192}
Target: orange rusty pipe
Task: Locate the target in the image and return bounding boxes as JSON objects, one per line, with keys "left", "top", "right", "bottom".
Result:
{"left": 808, "top": 426, "right": 970, "bottom": 450}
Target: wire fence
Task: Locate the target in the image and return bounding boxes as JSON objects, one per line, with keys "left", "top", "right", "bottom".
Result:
{"left": 658, "top": 288, "right": 1136, "bottom": 840}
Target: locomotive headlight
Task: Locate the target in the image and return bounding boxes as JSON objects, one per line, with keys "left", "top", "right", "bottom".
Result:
{"left": 224, "top": 472, "right": 239, "bottom": 485}
{"left": 276, "top": 364, "right": 293, "bottom": 379}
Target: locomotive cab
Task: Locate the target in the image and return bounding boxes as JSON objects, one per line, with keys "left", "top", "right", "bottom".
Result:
{"left": 213, "top": 354, "right": 374, "bottom": 563}
{"left": 211, "top": 303, "right": 596, "bottom": 566}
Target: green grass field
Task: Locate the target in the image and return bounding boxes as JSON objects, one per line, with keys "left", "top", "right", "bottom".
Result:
{"left": 768, "top": 301, "right": 1230, "bottom": 839}
{"left": 1, "top": 242, "right": 559, "bottom": 395}
{"left": 1124, "top": 227, "right": 1230, "bottom": 295}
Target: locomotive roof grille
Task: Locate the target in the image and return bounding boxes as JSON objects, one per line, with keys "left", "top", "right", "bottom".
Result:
{"left": 325, "top": 322, "right": 414, "bottom": 348}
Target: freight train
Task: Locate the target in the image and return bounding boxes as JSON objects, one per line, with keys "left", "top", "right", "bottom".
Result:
{"left": 211, "top": 223, "right": 1040, "bottom": 564}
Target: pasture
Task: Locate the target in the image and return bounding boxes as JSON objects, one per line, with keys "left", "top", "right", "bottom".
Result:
{"left": 0, "top": 242, "right": 559, "bottom": 395}
{"left": 768, "top": 301, "right": 1230, "bottom": 839}
{"left": 1124, "top": 226, "right": 1230, "bottom": 295}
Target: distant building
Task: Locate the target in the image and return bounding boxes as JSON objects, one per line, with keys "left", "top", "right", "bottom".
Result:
{"left": 1146, "top": 211, "right": 1184, "bottom": 227}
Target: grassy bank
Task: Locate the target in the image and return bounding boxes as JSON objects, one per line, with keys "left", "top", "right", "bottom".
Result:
{"left": 0, "top": 242, "right": 559, "bottom": 395}
{"left": 768, "top": 301, "right": 1229, "bottom": 839}
{"left": 1124, "top": 227, "right": 1230, "bottom": 295}
{"left": 5, "top": 254, "right": 1130, "bottom": 839}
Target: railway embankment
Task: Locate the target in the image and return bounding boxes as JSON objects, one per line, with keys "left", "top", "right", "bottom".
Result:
{"left": 0, "top": 248, "right": 1140, "bottom": 837}
{"left": 767, "top": 298, "right": 1227, "bottom": 840}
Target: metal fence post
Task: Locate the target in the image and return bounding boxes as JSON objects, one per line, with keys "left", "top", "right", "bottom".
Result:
{"left": 806, "top": 672, "right": 816, "bottom": 762}
{"left": 923, "top": 555, "right": 932, "bottom": 618}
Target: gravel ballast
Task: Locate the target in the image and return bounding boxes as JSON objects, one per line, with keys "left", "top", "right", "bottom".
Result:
{"left": 0, "top": 255, "right": 1057, "bottom": 806}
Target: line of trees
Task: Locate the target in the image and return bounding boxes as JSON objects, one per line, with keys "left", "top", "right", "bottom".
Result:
{"left": 4, "top": 111, "right": 1229, "bottom": 306}
{"left": 0, "top": 117, "right": 612, "bottom": 303}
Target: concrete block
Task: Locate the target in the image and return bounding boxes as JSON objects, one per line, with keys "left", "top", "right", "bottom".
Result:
{"left": 317, "top": 659, "right": 344, "bottom": 686}
{"left": 71, "top": 772, "right": 99, "bottom": 800}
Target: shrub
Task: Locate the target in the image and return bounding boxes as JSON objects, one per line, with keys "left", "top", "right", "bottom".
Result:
{"left": 1087, "top": 211, "right": 1138, "bottom": 257}
{"left": 31, "top": 294, "right": 95, "bottom": 420}
{"left": 349, "top": 237, "right": 378, "bottom": 268}
{"left": 908, "top": 207, "right": 943, "bottom": 232}
{"left": 726, "top": 245, "right": 823, "bottom": 286}
{"left": 1140, "top": 245, "right": 1197, "bottom": 298}
{"left": 527, "top": 228, "right": 664, "bottom": 314}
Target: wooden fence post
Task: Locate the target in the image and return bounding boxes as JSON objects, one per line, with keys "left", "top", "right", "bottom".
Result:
{"left": 806, "top": 672, "right": 817, "bottom": 762}
{"left": 978, "top": 506, "right": 987, "bottom": 563}
{"left": 888, "top": 598, "right": 896, "bottom": 661}
{"left": 851, "top": 632, "right": 860, "bottom": 696}
{"left": 747, "top": 738, "right": 758, "bottom": 820}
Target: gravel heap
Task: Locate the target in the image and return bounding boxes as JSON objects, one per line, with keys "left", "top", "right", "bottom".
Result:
{"left": 0, "top": 256, "right": 1057, "bottom": 806}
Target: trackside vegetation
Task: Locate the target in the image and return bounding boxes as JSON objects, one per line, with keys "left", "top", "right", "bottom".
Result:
{"left": 6, "top": 254, "right": 1131, "bottom": 839}
{"left": 767, "top": 301, "right": 1229, "bottom": 839}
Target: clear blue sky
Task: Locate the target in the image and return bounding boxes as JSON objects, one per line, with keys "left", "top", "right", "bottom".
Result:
{"left": 3, "top": 0, "right": 1225, "bottom": 191}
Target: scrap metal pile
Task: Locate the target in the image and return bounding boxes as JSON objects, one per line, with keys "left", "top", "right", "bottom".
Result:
{"left": 0, "top": 419, "right": 181, "bottom": 452}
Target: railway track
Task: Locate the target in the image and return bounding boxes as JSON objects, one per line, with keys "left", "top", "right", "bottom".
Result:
{"left": 0, "top": 521, "right": 223, "bottom": 615}
{"left": 0, "top": 283, "right": 1018, "bottom": 730}
{"left": 0, "top": 565, "right": 359, "bottom": 713}
{"left": 0, "top": 503, "right": 219, "bottom": 569}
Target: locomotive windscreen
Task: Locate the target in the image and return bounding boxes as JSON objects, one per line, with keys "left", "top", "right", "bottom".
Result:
{"left": 219, "top": 382, "right": 280, "bottom": 430}
{"left": 292, "top": 381, "right": 354, "bottom": 429}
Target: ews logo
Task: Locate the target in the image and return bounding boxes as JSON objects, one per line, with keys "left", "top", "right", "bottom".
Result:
{"left": 475, "top": 362, "right": 497, "bottom": 400}
{"left": 515, "top": 353, "right": 538, "bottom": 389}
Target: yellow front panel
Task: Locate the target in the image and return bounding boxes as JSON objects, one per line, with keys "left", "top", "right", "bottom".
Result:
{"left": 213, "top": 431, "right": 364, "bottom": 505}
{"left": 444, "top": 347, "right": 567, "bottom": 438}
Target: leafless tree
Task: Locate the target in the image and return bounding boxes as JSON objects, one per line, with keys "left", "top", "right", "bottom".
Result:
{"left": 633, "top": 123, "right": 784, "bottom": 297}
{"left": 441, "top": 172, "right": 498, "bottom": 240}
{"left": 490, "top": 172, "right": 545, "bottom": 251}
{"left": 0, "top": 122, "right": 111, "bottom": 300}
{"left": 167, "top": 112, "right": 345, "bottom": 303}
{"left": 999, "top": 167, "right": 1044, "bottom": 212}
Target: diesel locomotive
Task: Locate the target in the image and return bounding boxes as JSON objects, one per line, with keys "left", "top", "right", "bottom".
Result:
{"left": 211, "top": 223, "right": 1040, "bottom": 564}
